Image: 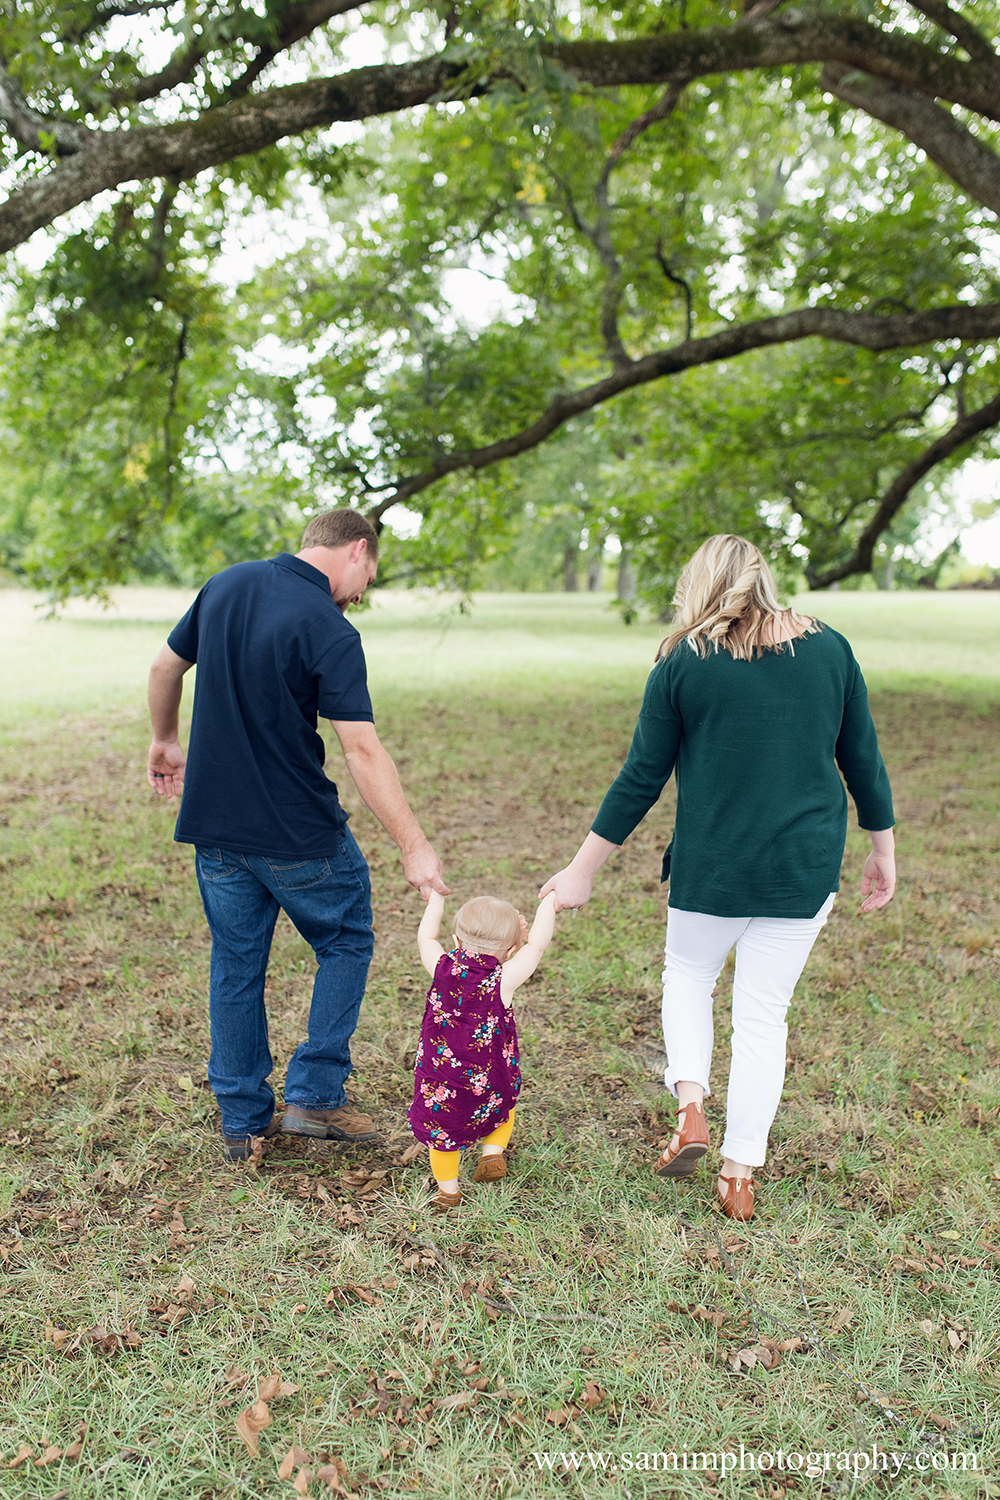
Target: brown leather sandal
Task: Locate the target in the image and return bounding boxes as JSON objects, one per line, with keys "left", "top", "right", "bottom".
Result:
{"left": 716, "top": 1173, "right": 755, "bottom": 1221}
{"left": 431, "top": 1188, "right": 462, "bottom": 1212}
{"left": 473, "top": 1153, "right": 507, "bottom": 1183}
{"left": 653, "top": 1099, "right": 709, "bottom": 1178}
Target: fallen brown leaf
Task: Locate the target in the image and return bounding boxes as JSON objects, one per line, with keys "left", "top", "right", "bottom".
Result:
{"left": 293, "top": 1468, "right": 313, "bottom": 1495}
{"left": 690, "top": 1304, "right": 727, "bottom": 1330}
{"left": 257, "top": 1372, "right": 283, "bottom": 1402}
{"left": 545, "top": 1405, "right": 577, "bottom": 1427}
{"left": 435, "top": 1389, "right": 478, "bottom": 1413}
{"left": 235, "top": 1399, "right": 272, "bottom": 1456}
{"left": 316, "top": 1457, "right": 359, "bottom": 1496}
{"left": 578, "top": 1382, "right": 604, "bottom": 1411}
{"left": 33, "top": 1447, "right": 62, "bottom": 1467}
{"left": 278, "top": 1445, "right": 311, "bottom": 1480}
{"left": 6, "top": 1444, "right": 34, "bottom": 1469}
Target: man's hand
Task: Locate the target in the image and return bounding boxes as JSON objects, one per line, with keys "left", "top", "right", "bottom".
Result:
{"left": 402, "top": 839, "right": 449, "bottom": 899}
{"left": 147, "top": 643, "right": 192, "bottom": 797}
{"left": 147, "top": 739, "right": 186, "bottom": 798}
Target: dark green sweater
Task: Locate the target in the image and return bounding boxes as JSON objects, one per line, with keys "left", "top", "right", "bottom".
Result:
{"left": 591, "top": 624, "right": 894, "bottom": 918}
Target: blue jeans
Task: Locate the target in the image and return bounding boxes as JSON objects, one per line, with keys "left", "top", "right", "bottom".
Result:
{"left": 194, "top": 833, "right": 374, "bottom": 1138}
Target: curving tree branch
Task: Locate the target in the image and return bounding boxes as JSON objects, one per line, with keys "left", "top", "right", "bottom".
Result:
{"left": 6, "top": 8, "right": 1000, "bottom": 252}
{"left": 0, "top": 62, "right": 91, "bottom": 157}
{"left": 105, "top": 0, "right": 370, "bottom": 107}
{"left": 589, "top": 79, "right": 688, "bottom": 369}
{"left": 362, "top": 302, "right": 1000, "bottom": 521}
{"left": 905, "top": 0, "right": 1000, "bottom": 71}
{"left": 822, "top": 62, "right": 1000, "bottom": 217}
{"left": 806, "top": 384, "right": 1000, "bottom": 588}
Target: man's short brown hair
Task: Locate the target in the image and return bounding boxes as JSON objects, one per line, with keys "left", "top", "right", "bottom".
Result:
{"left": 300, "top": 509, "right": 379, "bottom": 558}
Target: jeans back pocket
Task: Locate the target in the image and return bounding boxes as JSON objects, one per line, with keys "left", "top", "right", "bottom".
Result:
{"left": 264, "top": 856, "right": 331, "bottom": 890}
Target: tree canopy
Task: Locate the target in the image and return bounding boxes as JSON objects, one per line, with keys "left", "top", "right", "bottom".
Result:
{"left": 2, "top": 0, "right": 1000, "bottom": 602}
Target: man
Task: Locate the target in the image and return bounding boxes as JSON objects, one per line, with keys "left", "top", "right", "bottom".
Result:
{"left": 147, "top": 509, "right": 447, "bottom": 1161}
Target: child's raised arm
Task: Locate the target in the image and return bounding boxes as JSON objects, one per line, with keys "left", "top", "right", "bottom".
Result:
{"left": 417, "top": 889, "right": 447, "bottom": 977}
{"left": 500, "top": 892, "right": 556, "bottom": 1004}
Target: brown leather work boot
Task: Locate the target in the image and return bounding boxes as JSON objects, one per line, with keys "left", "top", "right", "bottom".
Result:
{"left": 282, "top": 1101, "right": 377, "bottom": 1142}
{"left": 222, "top": 1118, "right": 281, "bottom": 1163}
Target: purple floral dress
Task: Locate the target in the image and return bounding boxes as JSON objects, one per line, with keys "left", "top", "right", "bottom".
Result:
{"left": 408, "top": 948, "right": 521, "bottom": 1151}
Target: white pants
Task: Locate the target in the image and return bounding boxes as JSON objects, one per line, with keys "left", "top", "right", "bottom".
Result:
{"left": 661, "top": 895, "right": 835, "bottom": 1167}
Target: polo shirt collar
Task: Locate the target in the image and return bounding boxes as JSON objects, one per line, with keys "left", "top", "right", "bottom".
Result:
{"left": 274, "top": 552, "right": 334, "bottom": 596}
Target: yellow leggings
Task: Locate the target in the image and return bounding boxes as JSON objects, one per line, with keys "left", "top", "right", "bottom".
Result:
{"left": 427, "top": 1110, "right": 515, "bottom": 1184}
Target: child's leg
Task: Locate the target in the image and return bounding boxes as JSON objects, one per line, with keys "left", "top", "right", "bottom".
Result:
{"left": 428, "top": 1146, "right": 461, "bottom": 1193}
{"left": 480, "top": 1108, "right": 515, "bottom": 1156}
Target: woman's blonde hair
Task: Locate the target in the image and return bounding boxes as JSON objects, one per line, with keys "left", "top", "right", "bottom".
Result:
{"left": 453, "top": 896, "right": 521, "bottom": 958}
{"left": 657, "top": 534, "right": 819, "bottom": 663}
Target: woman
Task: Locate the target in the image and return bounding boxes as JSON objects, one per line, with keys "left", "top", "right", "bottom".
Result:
{"left": 540, "top": 535, "right": 895, "bottom": 1220}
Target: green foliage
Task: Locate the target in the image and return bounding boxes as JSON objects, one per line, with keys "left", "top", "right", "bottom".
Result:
{"left": 2, "top": 0, "right": 1000, "bottom": 599}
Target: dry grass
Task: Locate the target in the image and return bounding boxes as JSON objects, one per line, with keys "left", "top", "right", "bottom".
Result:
{"left": 0, "top": 590, "right": 998, "bottom": 1498}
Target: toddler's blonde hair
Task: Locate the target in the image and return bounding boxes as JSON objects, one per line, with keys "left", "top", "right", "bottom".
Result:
{"left": 453, "top": 896, "right": 521, "bottom": 958}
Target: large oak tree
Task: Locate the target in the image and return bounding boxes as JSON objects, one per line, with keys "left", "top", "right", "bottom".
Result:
{"left": 2, "top": 0, "right": 1000, "bottom": 598}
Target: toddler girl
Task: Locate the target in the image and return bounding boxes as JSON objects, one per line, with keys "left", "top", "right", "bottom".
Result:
{"left": 408, "top": 889, "right": 557, "bottom": 1211}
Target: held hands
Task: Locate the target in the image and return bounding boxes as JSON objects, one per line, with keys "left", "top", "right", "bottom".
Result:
{"left": 403, "top": 840, "right": 451, "bottom": 900}
{"left": 147, "top": 740, "right": 186, "bottom": 798}
{"left": 537, "top": 865, "right": 593, "bottom": 913}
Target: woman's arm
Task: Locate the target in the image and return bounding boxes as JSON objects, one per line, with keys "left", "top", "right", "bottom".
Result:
{"left": 539, "top": 663, "right": 681, "bottom": 912}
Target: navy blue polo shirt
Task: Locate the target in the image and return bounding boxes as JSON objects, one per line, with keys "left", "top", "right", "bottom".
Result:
{"left": 167, "top": 553, "right": 374, "bottom": 859}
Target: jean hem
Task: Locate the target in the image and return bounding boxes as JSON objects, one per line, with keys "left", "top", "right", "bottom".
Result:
{"left": 283, "top": 1099, "right": 348, "bottom": 1111}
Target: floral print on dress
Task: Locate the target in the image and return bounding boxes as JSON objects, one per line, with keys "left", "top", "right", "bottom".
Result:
{"left": 409, "top": 947, "right": 521, "bottom": 1149}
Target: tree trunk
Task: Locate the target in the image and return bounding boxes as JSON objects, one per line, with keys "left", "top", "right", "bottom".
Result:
{"left": 587, "top": 537, "right": 605, "bottom": 591}
{"left": 617, "top": 547, "right": 635, "bottom": 603}
{"left": 563, "top": 544, "right": 580, "bottom": 592}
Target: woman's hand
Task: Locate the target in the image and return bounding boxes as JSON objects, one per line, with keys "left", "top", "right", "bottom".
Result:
{"left": 538, "top": 865, "right": 594, "bottom": 913}
{"left": 860, "top": 828, "right": 895, "bottom": 911}
{"left": 538, "top": 832, "right": 620, "bottom": 912}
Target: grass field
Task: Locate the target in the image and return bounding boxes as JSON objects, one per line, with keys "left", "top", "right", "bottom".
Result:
{"left": 1, "top": 586, "right": 999, "bottom": 1499}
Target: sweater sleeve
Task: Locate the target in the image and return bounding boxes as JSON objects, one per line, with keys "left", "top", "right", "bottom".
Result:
{"left": 590, "top": 659, "right": 682, "bottom": 846}
{"left": 835, "top": 662, "right": 895, "bottom": 830}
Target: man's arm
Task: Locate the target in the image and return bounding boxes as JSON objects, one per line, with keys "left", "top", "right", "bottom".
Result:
{"left": 147, "top": 644, "right": 193, "bottom": 798}
{"left": 331, "top": 720, "right": 449, "bottom": 898}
